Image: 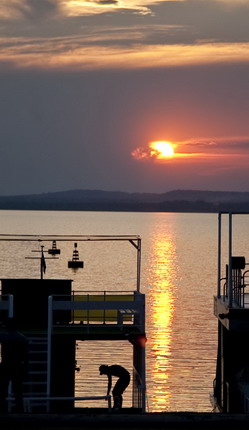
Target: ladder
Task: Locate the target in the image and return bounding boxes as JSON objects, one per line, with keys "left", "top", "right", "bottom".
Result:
{"left": 24, "top": 336, "right": 49, "bottom": 412}
{"left": 7, "top": 335, "right": 49, "bottom": 412}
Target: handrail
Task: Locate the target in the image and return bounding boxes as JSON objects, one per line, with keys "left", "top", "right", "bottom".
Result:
{"left": 54, "top": 290, "right": 137, "bottom": 295}
{"left": 220, "top": 269, "right": 249, "bottom": 308}
{"left": 50, "top": 295, "right": 144, "bottom": 327}
{"left": 52, "top": 301, "right": 141, "bottom": 310}
{"left": 242, "top": 270, "right": 249, "bottom": 286}
{"left": 8, "top": 395, "right": 112, "bottom": 413}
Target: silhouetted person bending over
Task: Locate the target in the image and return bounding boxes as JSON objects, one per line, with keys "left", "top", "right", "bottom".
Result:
{"left": 0, "top": 318, "right": 29, "bottom": 412}
{"left": 99, "top": 364, "right": 130, "bottom": 410}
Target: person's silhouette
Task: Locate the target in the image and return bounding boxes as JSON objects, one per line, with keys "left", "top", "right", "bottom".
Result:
{"left": 99, "top": 364, "right": 130, "bottom": 410}
{"left": 0, "top": 318, "right": 28, "bottom": 412}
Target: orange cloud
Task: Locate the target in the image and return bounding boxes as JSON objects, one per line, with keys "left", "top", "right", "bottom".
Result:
{"left": 132, "top": 137, "right": 249, "bottom": 163}
{"left": 1, "top": 39, "right": 249, "bottom": 71}
{"left": 61, "top": 0, "right": 153, "bottom": 16}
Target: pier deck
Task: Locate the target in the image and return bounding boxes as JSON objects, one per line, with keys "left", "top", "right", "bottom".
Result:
{"left": 1, "top": 412, "right": 249, "bottom": 430}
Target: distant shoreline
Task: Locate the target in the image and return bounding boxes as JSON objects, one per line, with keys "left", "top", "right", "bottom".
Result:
{"left": 0, "top": 204, "right": 248, "bottom": 213}
{"left": 0, "top": 189, "right": 249, "bottom": 213}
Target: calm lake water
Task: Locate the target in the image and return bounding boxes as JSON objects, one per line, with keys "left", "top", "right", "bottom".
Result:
{"left": 1, "top": 209, "right": 246, "bottom": 412}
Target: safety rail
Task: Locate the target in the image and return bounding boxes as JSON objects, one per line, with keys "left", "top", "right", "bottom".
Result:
{"left": 221, "top": 269, "right": 249, "bottom": 308}
{"left": 222, "top": 273, "right": 244, "bottom": 307}
{"left": 72, "top": 291, "right": 136, "bottom": 324}
{"left": 132, "top": 366, "right": 145, "bottom": 410}
{"left": 50, "top": 291, "right": 145, "bottom": 327}
{"left": 7, "top": 395, "right": 111, "bottom": 413}
{"left": 242, "top": 271, "right": 249, "bottom": 307}
{"left": 217, "top": 213, "right": 249, "bottom": 308}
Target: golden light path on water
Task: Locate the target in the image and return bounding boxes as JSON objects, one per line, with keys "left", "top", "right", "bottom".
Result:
{"left": 147, "top": 234, "right": 176, "bottom": 411}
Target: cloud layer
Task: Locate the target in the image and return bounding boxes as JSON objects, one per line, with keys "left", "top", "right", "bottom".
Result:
{"left": 1, "top": 0, "right": 249, "bottom": 70}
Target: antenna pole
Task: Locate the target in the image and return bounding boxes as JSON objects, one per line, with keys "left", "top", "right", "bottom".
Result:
{"left": 41, "top": 245, "right": 46, "bottom": 280}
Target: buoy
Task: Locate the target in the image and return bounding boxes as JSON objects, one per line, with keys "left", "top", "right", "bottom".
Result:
{"left": 68, "top": 243, "right": 84, "bottom": 268}
{"left": 48, "top": 240, "right": 61, "bottom": 255}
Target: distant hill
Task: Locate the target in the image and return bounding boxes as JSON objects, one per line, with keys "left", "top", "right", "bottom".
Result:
{"left": 1, "top": 189, "right": 249, "bottom": 212}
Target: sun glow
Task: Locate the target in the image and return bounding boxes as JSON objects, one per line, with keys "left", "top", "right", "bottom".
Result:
{"left": 150, "top": 141, "right": 175, "bottom": 159}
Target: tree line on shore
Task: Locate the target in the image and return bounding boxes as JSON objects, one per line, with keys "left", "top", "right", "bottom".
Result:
{"left": 1, "top": 189, "right": 249, "bottom": 212}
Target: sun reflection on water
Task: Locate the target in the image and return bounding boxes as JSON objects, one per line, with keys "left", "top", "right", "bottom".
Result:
{"left": 147, "top": 234, "right": 176, "bottom": 411}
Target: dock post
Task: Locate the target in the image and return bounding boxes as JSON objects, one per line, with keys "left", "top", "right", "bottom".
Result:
{"left": 228, "top": 213, "right": 233, "bottom": 307}
{"left": 217, "top": 213, "right": 221, "bottom": 298}
{"left": 8, "top": 294, "right": 14, "bottom": 318}
{"left": 47, "top": 295, "right": 53, "bottom": 412}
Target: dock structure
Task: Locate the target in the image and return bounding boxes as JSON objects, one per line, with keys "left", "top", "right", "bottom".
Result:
{"left": 214, "top": 213, "right": 249, "bottom": 413}
{"left": 0, "top": 234, "right": 146, "bottom": 414}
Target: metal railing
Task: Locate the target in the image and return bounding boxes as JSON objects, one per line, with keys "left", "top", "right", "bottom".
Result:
{"left": 221, "top": 269, "right": 249, "bottom": 308}
{"left": 7, "top": 395, "right": 111, "bottom": 413}
{"left": 132, "top": 367, "right": 145, "bottom": 410}
{"left": 50, "top": 291, "right": 145, "bottom": 327}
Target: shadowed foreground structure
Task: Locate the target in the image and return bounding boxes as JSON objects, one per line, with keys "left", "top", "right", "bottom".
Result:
{"left": 1, "top": 412, "right": 249, "bottom": 430}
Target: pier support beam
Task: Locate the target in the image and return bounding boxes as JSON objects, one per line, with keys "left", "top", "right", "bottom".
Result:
{"left": 131, "top": 336, "right": 146, "bottom": 412}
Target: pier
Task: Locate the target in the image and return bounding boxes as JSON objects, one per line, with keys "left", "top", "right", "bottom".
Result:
{"left": 2, "top": 224, "right": 249, "bottom": 425}
{"left": 0, "top": 234, "right": 146, "bottom": 414}
{"left": 214, "top": 212, "right": 249, "bottom": 413}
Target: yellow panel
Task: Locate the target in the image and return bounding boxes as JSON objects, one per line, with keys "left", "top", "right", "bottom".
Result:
{"left": 72, "top": 294, "right": 134, "bottom": 322}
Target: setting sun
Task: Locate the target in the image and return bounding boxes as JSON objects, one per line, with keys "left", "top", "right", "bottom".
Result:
{"left": 150, "top": 141, "right": 175, "bottom": 159}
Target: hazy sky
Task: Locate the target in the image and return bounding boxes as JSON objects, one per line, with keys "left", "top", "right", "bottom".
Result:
{"left": 1, "top": 0, "right": 249, "bottom": 195}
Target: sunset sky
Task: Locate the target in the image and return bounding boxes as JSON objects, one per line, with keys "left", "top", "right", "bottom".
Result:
{"left": 1, "top": 0, "right": 249, "bottom": 195}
